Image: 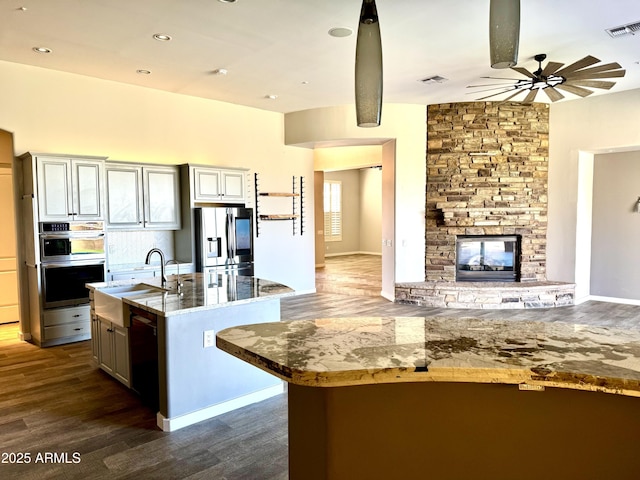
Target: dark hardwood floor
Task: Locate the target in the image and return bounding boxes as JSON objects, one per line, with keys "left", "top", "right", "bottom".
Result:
{"left": 2, "top": 254, "right": 640, "bottom": 479}
{"left": 0, "top": 322, "right": 288, "bottom": 480}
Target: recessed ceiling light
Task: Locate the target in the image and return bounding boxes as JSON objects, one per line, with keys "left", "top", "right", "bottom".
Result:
{"left": 265, "top": 94, "right": 278, "bottom": 100}
{"left": 32, "top": 47, "right": 52, "bottom": 54}
{"left": 218, "top": 0, "right": 237, "bottom": 3}
{"left": 212, "top": 68, "right": 228, "bottom": 76}
{"left": 153, "top": 33, "right": 172, "bottom": 42}
{"left": 301, "top": 81, "right": 309, "bottom": 85}
{"left": 17, "top": 6, "right": 27, "bottom": 11}
{"left": 328, "top": 27, "right": 353, "bottom": 38}
{"left": 136, "top": 69, "right": 152, "bottom": 75}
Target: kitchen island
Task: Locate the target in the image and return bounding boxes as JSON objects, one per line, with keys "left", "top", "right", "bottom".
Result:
{"left": 88, "top": 273, "right": 294, "bottom": 432}
{"left": 217, "top": 316, "right": 640, "bottom": 480}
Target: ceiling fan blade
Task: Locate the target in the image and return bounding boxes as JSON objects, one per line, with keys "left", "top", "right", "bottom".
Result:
{"left": 555, "top": 83, "right": 593, "bottom": 97}
{"left": 522, "top": 89, "right": 538, "bottom": 103}
{"left": 567, "top": 70, "right": 626, "bottom": 80}
{"left": 501, "top": 89, "right": 525, "bottom": 102}
{"left": 564, "top": 79, "right": 616, "bottom": 90}
{"left": 511, "top": 67, "right": 536, "bottom": 79}
{"left": 543, "top": 87, "right": 564, "bottom": 102}
{"left": 476, "top": 88, "right": 520, "bottom": 101}
{"left": 567, "top": 62, "right": 623, "bottom": 76}
{"left": 541, "top": 61, "right": 564, "bottom": 76}
{"left": 467, "top": 85, "right": 523, "bottom": 95}
{"left": 467, "top": 82, "right": 522, "bottom": 88}
{"left": 554, "top": 55, "right": 600, "bottom": 77}
{"left": 480, "top": 76, "right": 523, "bottom": 81}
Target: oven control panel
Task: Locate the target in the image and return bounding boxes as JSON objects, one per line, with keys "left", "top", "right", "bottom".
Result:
{"left": 41, "top": 222, "right": 70, "bottom": 232}
{"left": 39, "top": 221, "right": 104, "bottom": 233}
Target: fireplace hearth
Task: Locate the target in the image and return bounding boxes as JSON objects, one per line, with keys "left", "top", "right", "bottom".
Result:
{"left": 456, "top": 235, "right": 520, "bottom": 282}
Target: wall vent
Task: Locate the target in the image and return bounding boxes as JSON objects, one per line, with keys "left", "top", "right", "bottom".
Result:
{"left": 606, "top": 21, "right": 640, "bottom": 38}
{"left": 419, "top": 75, "right": 448, "bottom": 84}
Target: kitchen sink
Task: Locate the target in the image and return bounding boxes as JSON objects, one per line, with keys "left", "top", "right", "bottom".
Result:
{"left": 94, "top": 283, "right": 167, "bottom": 327}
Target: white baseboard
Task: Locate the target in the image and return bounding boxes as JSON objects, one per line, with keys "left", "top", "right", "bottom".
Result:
{"left": 585, "top": 295, "right": 640, "bottom": 306}
{"left": 157, "top": 383, "right": 285, "bottom": 432}
{"left": 294, "top": 288, "right": 316, "bottom": 295}
{"left": 324, "top": 251, "right": 382, "bottom": 258}
{"left": 381, "top": 290, "right": 395, "bottom": 302}
{"left": 19, "top": 331, "right": 31, "bottom": 341}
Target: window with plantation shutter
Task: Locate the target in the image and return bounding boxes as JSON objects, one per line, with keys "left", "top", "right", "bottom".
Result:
{"left": 323, "top": 180, "right": 342, "bottom": 242}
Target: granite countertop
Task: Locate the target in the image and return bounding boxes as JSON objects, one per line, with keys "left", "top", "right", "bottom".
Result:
{"left": 88, "top": 273, "right": 295, "bottom": 317}
{"left": 216, "top": 316, "right": 640, "bottom": 395}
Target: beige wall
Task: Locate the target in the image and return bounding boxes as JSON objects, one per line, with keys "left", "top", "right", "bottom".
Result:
{"left": 0, "top": 60, "right": 316, "bottom": 301}
{"left": 286, "top": 105, "right": 425, "bottom": 286}
{"left": 317, "top": 143, "right": 384, "bottom": 258}
{"left": 315, "top": 145, "right": 383, "bottom": 171}
{"left": 0, "top": 130, "right": 19, "bottom": 324}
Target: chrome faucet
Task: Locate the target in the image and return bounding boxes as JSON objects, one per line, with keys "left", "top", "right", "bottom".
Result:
{"left": 145, "top": 248, "right": 166, "bottom": 287}
{"left": 165, "top": 259, "right": 183, "bottom": 294}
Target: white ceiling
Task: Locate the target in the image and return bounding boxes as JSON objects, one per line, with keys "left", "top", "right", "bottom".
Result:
{"left": 1, "top": 0, "right": 640, "bottom": 114}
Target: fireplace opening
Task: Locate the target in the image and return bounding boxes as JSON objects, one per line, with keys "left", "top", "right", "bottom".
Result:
{"left": 456, "top": 235, "right": 521, "bottom": 282}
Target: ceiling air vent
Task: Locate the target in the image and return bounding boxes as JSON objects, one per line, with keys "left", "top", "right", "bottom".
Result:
{"left": 419, "top": 75, "right": 448, "bottom": 84}
{"left": 606, "top": 21, "right": 640, "bottom": 38}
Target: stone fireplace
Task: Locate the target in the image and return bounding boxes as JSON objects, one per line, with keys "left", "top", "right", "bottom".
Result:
{"left": 395, "top": 101, "right": 575, "bottom": 309}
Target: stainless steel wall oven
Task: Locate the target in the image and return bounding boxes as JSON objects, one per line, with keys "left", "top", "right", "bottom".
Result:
{"left": 39, "top": 222, "right": 106, "bottom": 308}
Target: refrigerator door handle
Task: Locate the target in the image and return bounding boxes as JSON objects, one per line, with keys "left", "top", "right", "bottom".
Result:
{"left": 226, "top": 211, "right": 235, "bottom": 260}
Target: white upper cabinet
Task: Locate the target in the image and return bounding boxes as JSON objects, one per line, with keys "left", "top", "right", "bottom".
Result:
{"left": 143, "top": 166, "right": 181, "bottom": 229}
{"left": 192, "top": 166, "right": 246, "bottom": 203}
{"left": 106, "top": 163, "right": 180, "bottom": 230}
{"left": 36, "top": 156, "right": 104, "bottom": 222}
{"left": 105, "top": 164, "right": 144, "bottom": 228}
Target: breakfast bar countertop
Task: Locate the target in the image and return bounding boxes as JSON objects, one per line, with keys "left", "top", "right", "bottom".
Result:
{"left": 216, "top": 316, "right": 640, "bottom": 395}
{"left": 88, "top": 273, "right": 295, "bottom": 317}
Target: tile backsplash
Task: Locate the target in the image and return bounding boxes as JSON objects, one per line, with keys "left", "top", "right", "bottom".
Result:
{"left": 106, "top": 230, "right": 175, "bottom": 267}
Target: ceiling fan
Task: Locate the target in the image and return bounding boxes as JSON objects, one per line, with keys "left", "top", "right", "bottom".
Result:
{"left": 469, "top": 53, "right": 626, "bottom": 103}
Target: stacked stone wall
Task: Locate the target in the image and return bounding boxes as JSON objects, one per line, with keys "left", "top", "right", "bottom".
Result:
{"left": 425, "top": 102, "right": 549, "bottom": 282}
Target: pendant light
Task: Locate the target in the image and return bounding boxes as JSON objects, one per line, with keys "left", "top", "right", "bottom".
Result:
{"left": 489, "top": 0, "right": 520, "bottom": 69}
{"left": 355, "top": 0, "right": 383, "bottom": 127}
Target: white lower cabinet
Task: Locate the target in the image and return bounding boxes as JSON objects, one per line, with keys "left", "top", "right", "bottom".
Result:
{"left": 43, "top": 305, "right": 91, "bottom": 343}
{"left": 96, "top": 316, "right": 130, "bottom": 387}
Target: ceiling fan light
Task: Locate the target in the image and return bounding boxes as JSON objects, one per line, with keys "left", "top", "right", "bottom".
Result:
{"left": 489, "top": 0, "right": 520, "bottom": 69}
{"left": 355, "top": 0, "right": 383, "bottom": 127}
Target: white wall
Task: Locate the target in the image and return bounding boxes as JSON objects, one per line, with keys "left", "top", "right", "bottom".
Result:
{"left": 548, "top": 89, "right": 640, "bottom": 301}
{"left": 0, "top": 60, "right": 316, "bottom": 304}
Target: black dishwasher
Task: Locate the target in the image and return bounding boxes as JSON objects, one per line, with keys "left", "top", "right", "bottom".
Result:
{"left": 130, "top": 309, "right": 159, "bottom": 411}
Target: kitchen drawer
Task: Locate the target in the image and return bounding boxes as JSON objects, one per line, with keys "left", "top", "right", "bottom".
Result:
{"left": 43, "top": 305, "right": 91, "bottom": 326}
{"left": 109, "top": 270, "right": 155, "bottom": 281}
{"left": 44, "top": 320, "right": 90, "bottom": 340}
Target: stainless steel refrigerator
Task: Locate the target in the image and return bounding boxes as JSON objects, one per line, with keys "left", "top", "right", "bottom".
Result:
{"left": 194, "top": 207, "right": 254, "bottom": 276}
